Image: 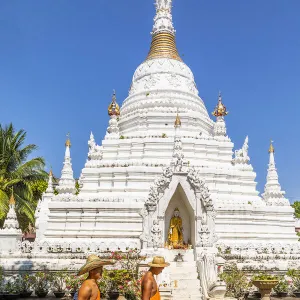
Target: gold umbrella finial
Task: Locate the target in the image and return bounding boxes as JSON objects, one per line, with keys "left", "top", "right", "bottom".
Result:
{"left": 269, "top": 140, "right": 275, "bottom": 153}
{"left": 49, "top": 166, "right": 53, "bottom": 177}
{"left": 65, "top": 133, "right": 71, "bottom": 147}
{"left": 9, "top": 191, "right": 15, "bottom": 205}
{"left": 212, "top": 91, "right": 228, "bottom": 117}
{"left": 108, "top": 90, "right": 120, "bottom": 117}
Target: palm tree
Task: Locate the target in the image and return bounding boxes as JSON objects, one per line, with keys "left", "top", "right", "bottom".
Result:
{"left": 0, "top": 123, "right": 47, "bottom": 230}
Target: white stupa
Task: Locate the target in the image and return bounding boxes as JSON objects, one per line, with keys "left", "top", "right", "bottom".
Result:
{"left": 38, "top": 0, "right": 296, "bottom": 248}
{"left": 0, "top": 193, "right": 22, "bottom": 252}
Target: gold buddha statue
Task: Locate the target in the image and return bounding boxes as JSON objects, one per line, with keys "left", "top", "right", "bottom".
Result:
{"left": 168, "top": 208, "right": 183, "bottom": 247}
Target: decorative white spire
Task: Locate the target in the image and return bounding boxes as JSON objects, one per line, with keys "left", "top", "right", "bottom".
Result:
{"left": 45, "top": 169, "right": 54, "bottom": 194}
{"left": 106, "top": 91, "right": 120, "bottom": 140}
{"left": 89, "top": 131, "right": 95, "bottom": 144}
{"left": 152, "top": 0, "right": 175, "bottom": 36}
{"left": 262, "top": 141, "right": 289, "bottom": 206}
{"left": 86, "top": 131, "right": 103, "bottom": 167}
{"left": 56, "top": 134, "right": 76, "bottom": 194}
{"left": 88, "top": 132, "right": 96, "bottom": 159}
{"left": 212, "top": 92, "right": 228, "bottom": 137}
{"left": 233, "top": 136, "right": 250, "bottom": 165}
{"left": 3, "top": 193, "right": 20, "bottom": 231}
{"left": 172, "top": 110, "right": 185, "bottom": 172}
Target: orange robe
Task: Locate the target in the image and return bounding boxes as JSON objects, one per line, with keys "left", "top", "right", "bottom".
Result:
{"left": 150, "top": 289, "right": 160, "bottom": 300}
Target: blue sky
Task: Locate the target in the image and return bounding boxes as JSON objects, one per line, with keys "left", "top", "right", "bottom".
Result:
{"left": 0, "top": 0, "right": 299, "bottom": 201}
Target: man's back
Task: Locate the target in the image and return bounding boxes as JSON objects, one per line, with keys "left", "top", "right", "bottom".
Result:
{"left": 142, "top": 271, "right": 160, "bottom": 300}
{"left": 78, "top": 279, "right": 100, "bottom": 300}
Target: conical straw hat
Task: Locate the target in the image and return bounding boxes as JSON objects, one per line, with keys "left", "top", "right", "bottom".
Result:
{"left": 78, "top": 254, "right": 115, "bottom": 275}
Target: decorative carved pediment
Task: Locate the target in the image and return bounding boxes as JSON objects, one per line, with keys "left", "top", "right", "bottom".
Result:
{"left": 187, "top": 168, "right": 214, "bottom": 210}
{"left": 145, "top": 167, "right": 173, "bottom": 212}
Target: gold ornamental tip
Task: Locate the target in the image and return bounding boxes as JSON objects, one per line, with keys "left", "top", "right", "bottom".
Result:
{"left": 9, "top": 193, "right": 15, "bottom": 206}
{"left": 65, "top": 139, "right": 71, "bottom": 147}
{"left": 49, "top": 169, "right": 53, "bottom": 177}
{"left": 174, "top": 112, "right": 181, "bottom": 127}
{"left": 108, "top": 90, "right": 120, "bottom": 117}
{"left": 269, "top": 140, "right": 275, "bottom": 153}
{"left": 212, "top": 92, "right": 228, "bottom": 117}
{"left": 65, "top": 133, "right": 71, "bottom": 147}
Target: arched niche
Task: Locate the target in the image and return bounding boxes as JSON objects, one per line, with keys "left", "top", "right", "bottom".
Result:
{"left": 155, "top": 175, "right": 201, "bottom": 248}
{"left": 164, "top": 184, "right": 195, "bottom": 246}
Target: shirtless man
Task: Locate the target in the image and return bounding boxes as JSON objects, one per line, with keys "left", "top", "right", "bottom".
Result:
{"left": 141, "top": 256, "right": 170, "bottom": 300}
{"left": 77, "top": 255, "right": 114, "bottom": 300}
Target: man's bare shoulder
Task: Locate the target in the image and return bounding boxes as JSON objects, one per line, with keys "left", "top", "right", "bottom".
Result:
{"left": 143, "top": 271, "right": 154, "bottom": 279}
{"left": 142, "top": 272, "right": 154, "bottom": 285}
{"left": 79, "top": 280, "right": 93, "bottom": 292}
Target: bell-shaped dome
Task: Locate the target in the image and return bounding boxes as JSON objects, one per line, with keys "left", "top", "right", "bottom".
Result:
{"left": 118, "top": 0, "right": 213, "bottom": 138}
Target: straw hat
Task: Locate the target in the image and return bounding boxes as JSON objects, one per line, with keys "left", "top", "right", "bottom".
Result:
{"left": 78, "top": 254, "right": 115, "bottom": 275}
{"left": 148, "top": 256, "right": 170, "bottom": 268}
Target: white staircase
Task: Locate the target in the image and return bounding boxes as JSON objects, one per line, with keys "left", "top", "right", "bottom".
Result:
{"left": 165, "top": 250, "right": 202, "bottom": 300}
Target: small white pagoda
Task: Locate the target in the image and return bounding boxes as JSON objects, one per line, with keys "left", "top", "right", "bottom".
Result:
{"left": 0, "top": 193, "right": 22, "bottom": 252}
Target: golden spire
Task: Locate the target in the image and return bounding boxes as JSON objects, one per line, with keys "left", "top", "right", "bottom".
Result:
{"left": 65, "top": 133, "right": 71, "bottom": 147}
{"left": 108, "top": 90, "right": 120, "bottom": 117}
{"left": 174, "top": 110, "right": 181, "bottom": 127}
{"left": 212, "top": 92, "right": 228, "bottom": 117}
{"left": 146, "top": 0, "right": 181, "bottom": 61}
{"left": 9, "top": 192, "right": 15, "bottom": 205}
{"left": 146, "top": 32, "right": 182, "bottom": 61}
{"left": 49, "top": 168, "right": 53, "bottom": 177}
{"left": 269, "top": 140, "right": 275, "bottom": 153}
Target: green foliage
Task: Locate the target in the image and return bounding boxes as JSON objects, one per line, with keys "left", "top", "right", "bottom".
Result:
{"left": 65, "top": 274, "right": 86, "bottom": 293}
{"left": 75, "top": 180, "right": 80, "bottom": 195}
{"left": 162, "top": 133, "right": 167, "bottom": 138}
{"left": 251, "top": 272, "right": 278, "bottom": 281}
{"left": 287, "top": 269, "right": 300, "bottom": 290}
{"left": 219, "top": 263, "right": 251, "bottom": 298}
{"left": 99, "top": 269, "right": 141, "bottom": 299}
{"left": 32, "top": 271, "right": 52, "bottom": 293}
{"left": 292, "top": 201, "right": 300, "bottom": 218}
{"left": 0, "top": 123, "right": 47, "bottom": 230}
{"left": 3, "top": 279, "right": 21, "bottom": 294}
{"left": 31, "top": 180, "right": 48, "bottom": 202}
{"left": 274, "top": 277, "right": 289, "bottom": 293}
{"left": 0, "top": 266, "right": 4, "bottom": 292}
{"left": 50, "top": 270, "right": 68, "bottom": 292}
{"left": 97, "top": 249, "right": 145, "bottom": 298}
{"left": 107, "top": 269, "right": 131, "bottom": 291}
{"left": 18, "top": 273, "right": 35, "bottom": 292}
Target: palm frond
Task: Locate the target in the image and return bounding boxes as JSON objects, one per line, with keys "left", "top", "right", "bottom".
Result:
{"left": 14, "top": 193, "right": 35, "bottom": 224}
{"left": 0, "top": 123, "right": 47, "bottom": 229}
